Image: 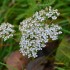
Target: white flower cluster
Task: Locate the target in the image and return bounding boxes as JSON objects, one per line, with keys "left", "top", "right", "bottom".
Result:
{"left": 32, "top": 6, "right": 60, "bottom": 22}
{"left": 19, "top": 12, "right": 62, "bottom": 58}
{"left": 19, "top": 18, "right": 48, "bottom": 58}
{"left": 46, "top": 6, "right": 60, "bottom": 20}
{"left": 0, "top": 22, "right": 15, "bottom": 41}
{"left": 45, "top": 24, "right": 62, "bottom": 40}
{"left": 33, "top": 10, "right": 46, "bottom": 22}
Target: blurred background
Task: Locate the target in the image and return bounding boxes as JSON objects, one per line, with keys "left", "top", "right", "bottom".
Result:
{"left": 0, "top": 0, "right": 70, "bottom": 70}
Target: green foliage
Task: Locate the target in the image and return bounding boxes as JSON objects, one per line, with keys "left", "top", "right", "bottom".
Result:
{"left": 56, "top": 37, "right": 70, "bottom": 70}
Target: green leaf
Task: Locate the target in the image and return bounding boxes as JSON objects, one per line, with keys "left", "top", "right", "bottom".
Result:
{"left": 62, "top": 28, "right": 70, "bottom": 34}
{"left": 56, "top": 37, "right": 70, "bottom": 67}
{"left": 43, "top": 0, "right": 56, "bottom": 6}
{"left": 55, "top": 67, "right": 65, "bottom": 70}
{"left": 15, "top": 13, "right": 25, "bottom": 20}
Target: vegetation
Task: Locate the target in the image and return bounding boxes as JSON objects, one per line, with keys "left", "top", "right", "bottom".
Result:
{"left": 0, "top": 0, "right": 70, "bottom": 70}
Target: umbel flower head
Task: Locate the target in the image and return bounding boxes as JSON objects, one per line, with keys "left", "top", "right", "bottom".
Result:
{"left": 0, "top": 22, "right": 15, "bottom": 41}
{"left": 19, "top": 6, "right": 62, "bottom": 58}
{"left": 46, "top": 6, "right": 60, "bottom": 20}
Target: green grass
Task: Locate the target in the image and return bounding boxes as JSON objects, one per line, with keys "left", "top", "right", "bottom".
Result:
{"left": 55, "top": 37, "right": 70, "bottom": 70}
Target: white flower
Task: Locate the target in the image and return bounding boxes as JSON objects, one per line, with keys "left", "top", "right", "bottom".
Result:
{"left": 46, "top": 6, "right": 60, "bottom": 20}
{"left": 0, "top": 22, "right": 15, "bottom": 41}
{"left": 48, "top": 24, "right": 62, "bottom": 40}
{"left": 32, "top": 6, "right": 60, "bottom": 22}
{"left": 52, "top": 16, "right": 57, "bottom": 20}
{"left": 33, "top": 11, "right": 45, "bottom": 22}
{"left": 19, "top": 17, "right": 62, "bottom": 58}
{"left": 19, "top": 6, "right": 62, "bottom": 58}
{"left": 19, "top": 20, "right": 48, "bottom": 58}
